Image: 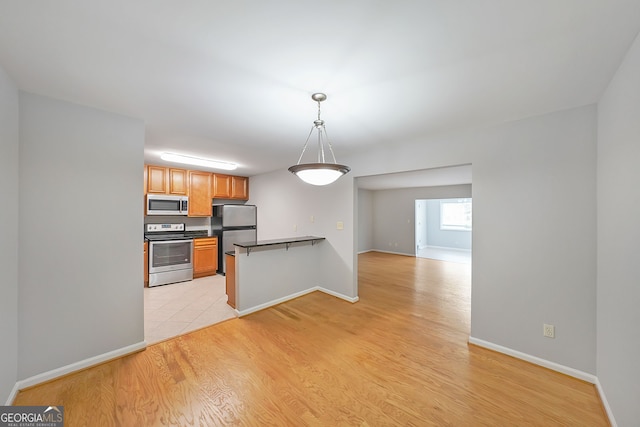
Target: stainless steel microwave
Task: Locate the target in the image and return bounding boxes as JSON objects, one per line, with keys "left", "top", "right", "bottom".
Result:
{"left": 146, "top": 194, "right": 188, "bottom": 215}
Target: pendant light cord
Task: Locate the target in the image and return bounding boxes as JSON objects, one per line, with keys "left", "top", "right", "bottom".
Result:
{"left": 294, "top": 97, "right": 339, "bottom": 165}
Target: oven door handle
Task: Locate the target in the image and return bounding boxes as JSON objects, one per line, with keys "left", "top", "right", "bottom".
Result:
{"left": 151, "top": 239, "right": 193, "bottom": 245}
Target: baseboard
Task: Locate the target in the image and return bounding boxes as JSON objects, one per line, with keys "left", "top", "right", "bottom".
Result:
{"left": 5, "top": 382, "right": 20, "bottom": 406}
{"left": 237, "top": 287, "right": 359, "bottom": 317}
{"left": 316, "top": 287, "right": 360, "bottom": 303}
{"left": 468, "top": 336, "right": 597, "bottom": 383}
{"left": 369, "top": 249, "right": 414, "bottom": 257}
{"left": 237, "top": 288, "right": 319, "bottom": 317}
{"left": 357, "top": 249, "right": 373, "bottom": 254}
{"left": 424, "top": 245, "right": 471, "bottom": 253}
{"left": 595, "top": 377, "right": 618, "bottom": 427}
{"left": 11, "top": 340, "right": 147, "bottom": 402}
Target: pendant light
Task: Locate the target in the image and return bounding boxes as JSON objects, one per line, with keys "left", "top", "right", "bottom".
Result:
{"left": 288, "top": 93, "right": 350, "bottom": 186}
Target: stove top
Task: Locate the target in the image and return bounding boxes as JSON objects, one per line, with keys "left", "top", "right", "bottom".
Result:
{"left": 144, "top": 223, "right": 208, "bottom": 241}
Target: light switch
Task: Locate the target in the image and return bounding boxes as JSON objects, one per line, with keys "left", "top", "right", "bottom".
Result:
{"left": 337, "top": 221, "right": 344, "bottom": 230}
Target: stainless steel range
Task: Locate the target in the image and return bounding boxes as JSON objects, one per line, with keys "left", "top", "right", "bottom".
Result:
{"left": 145, "top": 223, "right": 198, "bottom": 287}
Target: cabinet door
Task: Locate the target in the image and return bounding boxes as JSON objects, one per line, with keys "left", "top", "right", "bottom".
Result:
{"left": 146, "top": 165, "right": 167, "bottom": 194}
{"left": 168, "top": 168, "right": 188, "bottom": 195}
{"left": 231, "top": 176, "right": 248, "bottom": 200}
{"left": 212, "top": 174, "right": 231, "bottom": 198}
{"left": 193, "top": 238, "right": 218, "bottom": 278}
{"left": 225, "top": 253, "right": 236, "bottom": 308}
{"left": 188, "top": 171, "right": 212, "bottom": 216}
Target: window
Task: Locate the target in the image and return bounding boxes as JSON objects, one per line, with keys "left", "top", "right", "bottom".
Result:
{"left": 440, "top": 199, "right": 472, "bottom": 231}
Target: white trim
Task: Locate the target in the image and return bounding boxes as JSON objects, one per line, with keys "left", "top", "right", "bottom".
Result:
{"left": 237, "top": 288, "right": 317, "bottom": 316}
{"left": 5, "top": 382, "right": 20, "bottom": 406}
{"left": 357, "top": 249, "right": 373, "bottom": 254}
{"left": 423, "top": 245, "right": 471, "bottom": 253}
{"left": 317, "top": 287, "right": 360, "bottom": 303}
{"left": 237, "top": 287, "right": 359, "bottom": 317}
{"left": 595, "top": 377, "right": 618, "bottom": 427}
{"left": 370, "top": 249, "right": 414, "bottom": 257}
{"left": 11, "top": 341, "right": 147, "bottom": 399}
{"left": 468, "top": 336, "right": 597, "bottom": 383}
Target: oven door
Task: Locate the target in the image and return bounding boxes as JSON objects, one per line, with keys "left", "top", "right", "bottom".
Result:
{"left": 148, "top": 239, "right": 193, "bottom": 274}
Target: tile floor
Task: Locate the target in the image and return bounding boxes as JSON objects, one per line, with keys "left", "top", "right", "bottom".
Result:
{"left": 417, "top": 246, "right": 472, "bottom": 264}
{"left": 144, "top": 275, "right": 237, "bottom": 344}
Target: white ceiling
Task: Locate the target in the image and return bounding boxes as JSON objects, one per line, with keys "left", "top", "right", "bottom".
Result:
{"left": 1, "top": 1, "right": 639, "bottom": 185}
{"left": 357, "top": 164, "right": 472, "bottom": 190}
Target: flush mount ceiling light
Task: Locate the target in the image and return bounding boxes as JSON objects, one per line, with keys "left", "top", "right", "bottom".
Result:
{"left": 288, "top": 93, "right": 350, "bottom": 186}
{"left": 160, "top": 152, "right": 237, "bottom": 171}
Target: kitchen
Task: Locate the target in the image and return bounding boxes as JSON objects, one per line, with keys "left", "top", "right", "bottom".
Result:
{"left": 143, "top": 164, "right": 254, "bottom": 343}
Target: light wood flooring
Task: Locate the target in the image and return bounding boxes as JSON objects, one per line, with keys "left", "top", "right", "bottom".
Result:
{"left": 14, "top": 252, "right": 608, "bottom": 426}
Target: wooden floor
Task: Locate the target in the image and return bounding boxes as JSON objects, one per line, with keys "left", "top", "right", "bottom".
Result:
{"left": 14, "top": 252, "right": 608, "bottom": 426}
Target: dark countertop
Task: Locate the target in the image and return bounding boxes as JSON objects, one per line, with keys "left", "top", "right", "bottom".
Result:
{"left": 233, "top": 235, "right": 325, "bottom": 249}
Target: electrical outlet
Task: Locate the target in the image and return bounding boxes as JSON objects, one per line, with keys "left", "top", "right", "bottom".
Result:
{"left": 310, "top": 215, "right": 314, "bottom": 223}
{"left": 336, "top": 221, "right": 344, "bottom": 230}
{"left": 293, "top": 224, "right": 297, "bottom": 232}
{"left": 543, "top": 324, "right": 555, "bottom": 338}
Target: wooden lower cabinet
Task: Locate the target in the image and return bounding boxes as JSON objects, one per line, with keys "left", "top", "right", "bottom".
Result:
{"left": 193, "top": 237, "right": 218, "bottom": 278}
{"left": 225, "top": 253, "right": 236, "bottom": 308}
{"left": 144, "top": 241, "right": 149, "bottom": 287}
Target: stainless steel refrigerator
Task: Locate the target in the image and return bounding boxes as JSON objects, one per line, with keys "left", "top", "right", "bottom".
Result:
{"left": 212, "top": 204, "right": 257, "bottom": 275}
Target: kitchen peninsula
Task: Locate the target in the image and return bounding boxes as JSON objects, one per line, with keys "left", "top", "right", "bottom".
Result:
{"left": 226, "top": 236, "right": 325, "bottom": 315}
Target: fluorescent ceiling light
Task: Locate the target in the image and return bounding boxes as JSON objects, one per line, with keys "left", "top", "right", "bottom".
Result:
{"left": 161, "top": 152, "right": 237, "bottom": 171}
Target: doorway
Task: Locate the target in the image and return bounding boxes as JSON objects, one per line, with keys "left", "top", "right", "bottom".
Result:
{"left": 415, "top": 198, "right": 472, "bottom": 264}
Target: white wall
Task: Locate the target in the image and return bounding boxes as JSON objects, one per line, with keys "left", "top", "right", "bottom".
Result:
{"left": 368, "top": 185, "right": 472, "bottom": 256}
{"left": 597, "top": 31, "right": 640, "bottom": 426}
{"left": 425, "top": 199, "right": 472, "bottom": 250}
{"left": 0, "top": 66, "right": 19, "bottom": 403}
{"left": 235, "top": 242, "right": 325, "bottom": 313}
{"left": 350, "top": 106, "right": 597, "bottom": 373}
{"left": 251, "top": 106, "right": 597, "bottom": 376}
{"left": 18, "top": 93, "right": 145, "bottom": 380}
{"left": 247, "top": 169, "right": 356, "bottom": 299}
{"left": 357, "top": 189, "right": 373, "bottom": 252}
{"left": 415, "top": 200, "right": 427, "bottom": 251}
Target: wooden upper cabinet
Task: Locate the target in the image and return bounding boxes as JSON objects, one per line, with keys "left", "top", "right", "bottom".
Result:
{"left": 188, "top": 171, "right": 212, "bottom": 217}
{"left": 212, "top": 174, "right": 232, "bottom": 199}
{"left": 146, "top": 165, "right": 167, "bottom": 194}
{"left": 145, "top": 165, "right": 188, "bottom": 195}
{"left": 231, "top": 176, "right": 249, "bottom": 200}
{"left": 168, "top": 168, "right": 188, "bottom": 195}
{"left": 145, "top": 165, "right": 247, "bottom": 202}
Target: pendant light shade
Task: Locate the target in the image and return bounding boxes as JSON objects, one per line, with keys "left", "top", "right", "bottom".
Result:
{"left": 288, "top": 93, "right": 350, "bottom": 186}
